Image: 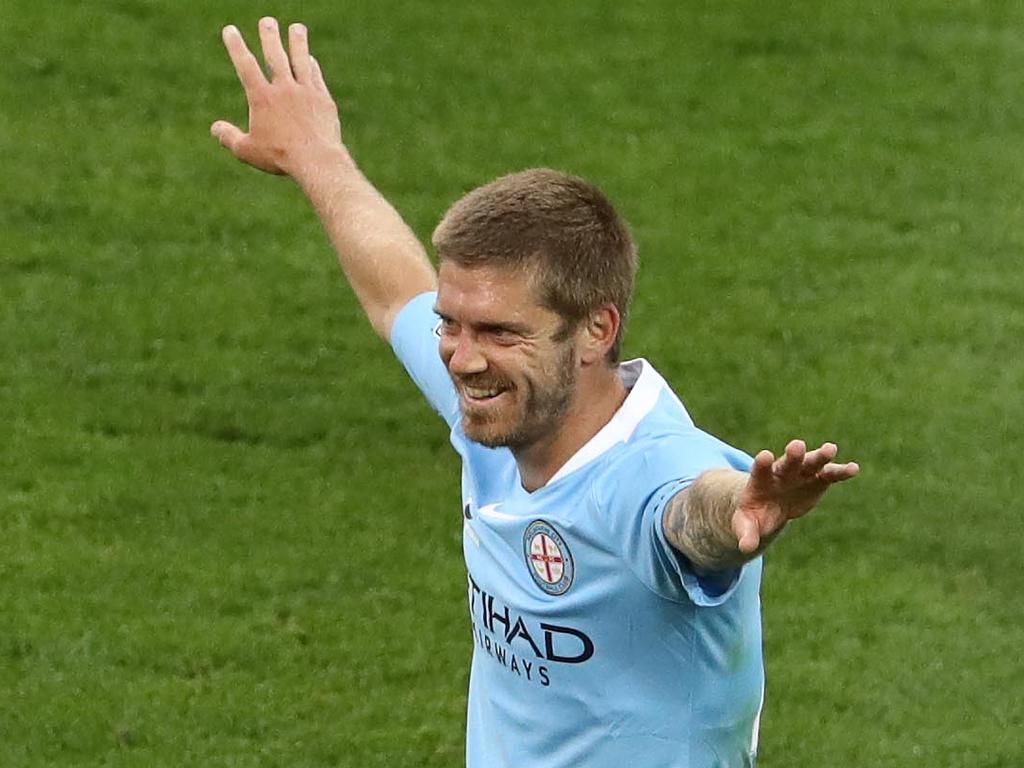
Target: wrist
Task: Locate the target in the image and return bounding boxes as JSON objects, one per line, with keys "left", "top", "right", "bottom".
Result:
{"left": 291, "top": 143, "right": 358, "bottom": 191}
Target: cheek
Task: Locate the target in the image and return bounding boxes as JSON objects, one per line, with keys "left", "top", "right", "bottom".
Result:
{"left": 490, "top": 348, "right": 533, "bottom": 379}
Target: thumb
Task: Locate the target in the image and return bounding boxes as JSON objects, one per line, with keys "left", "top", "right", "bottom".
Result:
{"left": 210, "top": 120, "right": 247, "bottom": 155}
{"left": 733, "top": 511, "right": 761, "bottom": 554}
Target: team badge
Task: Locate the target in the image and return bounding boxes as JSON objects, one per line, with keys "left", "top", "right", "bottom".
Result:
{"left": 523, "top": 520, "right": 574, "bottom": 596}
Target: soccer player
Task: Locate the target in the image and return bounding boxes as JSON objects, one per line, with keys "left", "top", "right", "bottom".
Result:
{"left": 211, "top": 18, "right": 859, "bottom": 767}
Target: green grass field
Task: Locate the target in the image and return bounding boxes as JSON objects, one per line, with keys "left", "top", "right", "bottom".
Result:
{"left": 3, "top": 1, "right": 1022, "bottom": 765}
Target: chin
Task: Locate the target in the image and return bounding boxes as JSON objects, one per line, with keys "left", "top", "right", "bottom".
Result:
{"left": 463, "top": 413, "right": 549, "bottom": 452}
{"left": 462, "top": 418, "right": 513, "bottom": 448}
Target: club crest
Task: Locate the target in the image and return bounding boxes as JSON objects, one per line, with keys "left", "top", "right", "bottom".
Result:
{"left": 523, "top": 520, "right": 574, "bottom": 596}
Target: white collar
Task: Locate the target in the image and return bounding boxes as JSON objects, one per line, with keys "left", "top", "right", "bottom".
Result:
{"left": 545, "top": 358, "right": 690, "bottom": 486}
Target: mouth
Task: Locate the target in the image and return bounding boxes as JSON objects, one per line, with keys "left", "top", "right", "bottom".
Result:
{"left": 459, "top": 383, "right": 513, "bottom": 408}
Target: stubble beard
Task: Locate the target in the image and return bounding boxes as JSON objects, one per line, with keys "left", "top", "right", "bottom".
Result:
{"left": 460, "top": 343, "right": 577, "bottom": 450}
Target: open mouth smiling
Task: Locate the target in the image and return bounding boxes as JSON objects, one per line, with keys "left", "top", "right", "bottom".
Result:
{"left": 460, "top": 383, "right": 513, "bottom": 406}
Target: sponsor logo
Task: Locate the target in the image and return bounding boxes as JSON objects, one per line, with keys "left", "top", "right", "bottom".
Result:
{"left": 523, "top": 520, "right": 574, "bottom": 595}
{"left": 468, "top": 571, "right": 595, "bottom": 687}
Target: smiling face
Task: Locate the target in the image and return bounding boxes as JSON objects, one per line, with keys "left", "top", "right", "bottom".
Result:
{"left": 434, "top": 261, "right": 580, "bottom": 449}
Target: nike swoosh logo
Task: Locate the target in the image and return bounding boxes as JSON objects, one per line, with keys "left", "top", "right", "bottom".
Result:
{"left": 477, "top": 503, "right": 516, "bottom": 520}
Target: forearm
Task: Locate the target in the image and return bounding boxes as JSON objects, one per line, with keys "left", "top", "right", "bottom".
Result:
{"left": 296, "top": 147, "right": 437, "bottom": 340}
{"left": 662, "top": 469, "right": 750, "bottom": 572}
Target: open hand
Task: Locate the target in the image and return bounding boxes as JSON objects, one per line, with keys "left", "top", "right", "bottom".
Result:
{"left": 211, "top": 17, "right": 343, "bottom": 179}
{"left": 733, "top": 440, "right": 859, "bottom": 554}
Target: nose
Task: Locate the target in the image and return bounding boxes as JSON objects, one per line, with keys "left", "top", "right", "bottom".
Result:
{"left": 443, "top": 331, "right": 488, "bottom": 376}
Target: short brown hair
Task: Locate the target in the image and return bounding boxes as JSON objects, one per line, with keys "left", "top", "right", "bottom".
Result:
{"left": 432, "top": 168, "right": 637, "bottom": 362}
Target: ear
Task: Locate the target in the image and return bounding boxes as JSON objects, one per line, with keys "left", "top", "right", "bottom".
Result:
{"left": 578, "top": 304, "right": 621, "bottom": 366}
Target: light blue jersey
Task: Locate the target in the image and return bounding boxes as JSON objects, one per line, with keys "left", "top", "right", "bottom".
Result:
{"left": 391, "top": 292, "right": 764, "bottom": 768}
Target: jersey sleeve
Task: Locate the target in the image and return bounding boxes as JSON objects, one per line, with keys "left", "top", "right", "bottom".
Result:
{"left": 389, "top": 291, "right": 460, "bottom": 427}
{"left": 592, "top": 435, "right": 755, "bottom": 607}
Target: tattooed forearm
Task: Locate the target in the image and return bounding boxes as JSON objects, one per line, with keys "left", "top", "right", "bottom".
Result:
{"left": 662, "top": 469, "right": 750, "bottom": 572}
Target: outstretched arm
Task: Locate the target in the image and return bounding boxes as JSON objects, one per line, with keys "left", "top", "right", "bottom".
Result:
{"left": 210, "top": 18, "right": 437, "bottom": 340}
{"left": 663, "top": 440, "right": 860, "bottom": 572}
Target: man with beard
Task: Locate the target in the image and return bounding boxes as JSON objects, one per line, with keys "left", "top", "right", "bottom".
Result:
{"left": 211, "top": 18, "right": 860, "bottom": 768}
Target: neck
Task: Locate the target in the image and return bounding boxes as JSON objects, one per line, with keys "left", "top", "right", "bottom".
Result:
{"left": 514, "top": 365, "right": 629, "bottom": 492}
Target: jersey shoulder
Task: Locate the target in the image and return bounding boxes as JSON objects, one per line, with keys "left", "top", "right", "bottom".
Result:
{"left": 593, "top": 380, "right": 752, "bottom": 501}
{"left": 582, "top": 369, "right": 756, "bottom": 605}
{"left": 389, "top": 291, "right": 460, "bottom": 426}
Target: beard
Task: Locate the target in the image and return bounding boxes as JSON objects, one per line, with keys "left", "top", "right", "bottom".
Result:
{"left": 457, "top": 342, "right": 577, "bottom": 450}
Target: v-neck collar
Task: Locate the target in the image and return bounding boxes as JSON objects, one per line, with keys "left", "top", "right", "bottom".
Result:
{"left": 538, "top": 358, "right": 690, "bottom": 488}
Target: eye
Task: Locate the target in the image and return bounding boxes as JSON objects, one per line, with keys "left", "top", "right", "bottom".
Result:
{"left": 484, "top": 325, "right": 518, "bottom": 344}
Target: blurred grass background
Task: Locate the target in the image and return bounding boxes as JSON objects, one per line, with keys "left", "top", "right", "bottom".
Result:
{"left": 2, "top": 0, "right": 1022, "bottom": 765}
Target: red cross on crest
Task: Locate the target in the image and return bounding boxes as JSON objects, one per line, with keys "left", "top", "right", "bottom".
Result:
{"left": 529, "top": 532, "right": 565, "bottom": 583}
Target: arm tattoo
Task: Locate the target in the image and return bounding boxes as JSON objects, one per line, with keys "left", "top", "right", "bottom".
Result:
{"left": 663, "top": 470, "right": 747, "bottom": 572}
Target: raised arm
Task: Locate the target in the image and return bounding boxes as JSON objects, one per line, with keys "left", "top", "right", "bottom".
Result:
{"left": 663, "top": 440, "right": 859, "bottom": 572}
{"left": 210, "top": 18, "right": 437, "bottom": 340}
